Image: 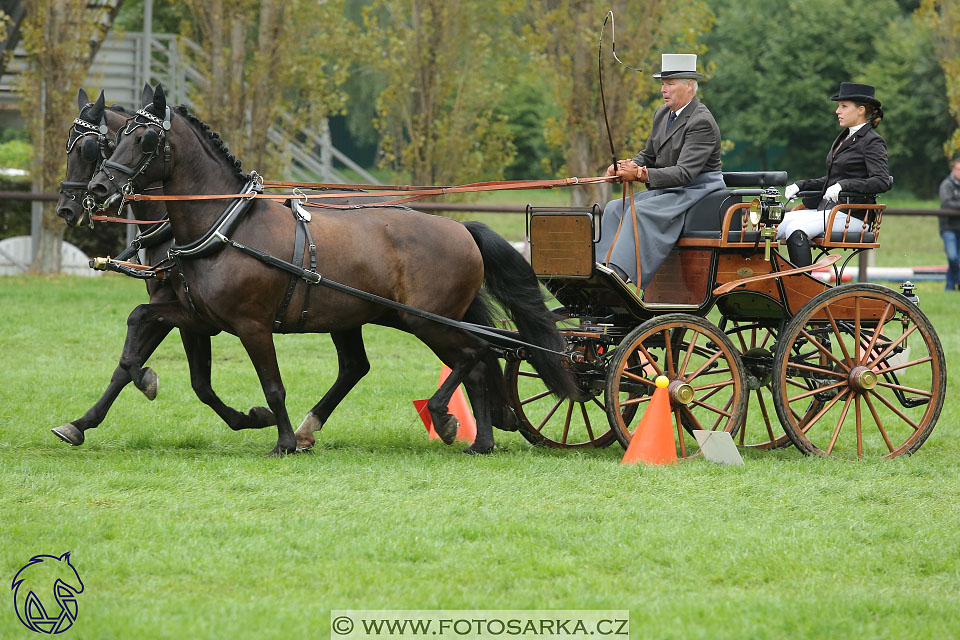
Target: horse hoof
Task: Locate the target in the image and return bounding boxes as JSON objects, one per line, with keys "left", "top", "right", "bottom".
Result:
{"left": 463, "top": 442, "right": 494, "bottom": 455}
{"left": 248, "top": 406, "right": 277, "bottom": 427}
{"left": 136, "top": 367, "right": 159, "bottom": 401}
{"left": 267, "top": 444, "right": 296, "bottom": 457}
{"left": 51, "top": 423, "right": 84, "bottom": 446}
{"left": 434, "top": 415, "right": 458, "bottom": 445}
{"left": 497, "top": 406, "right": 521, "bottom": 432}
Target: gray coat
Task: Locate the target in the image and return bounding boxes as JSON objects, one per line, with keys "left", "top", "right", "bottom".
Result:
{"left": 939, "top": 173, "right": 960, "bottom": 233}
{"left": 596, "top": 97, "right": 724, "bottom": 287}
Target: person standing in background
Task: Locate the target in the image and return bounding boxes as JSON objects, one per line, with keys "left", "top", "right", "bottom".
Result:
{"left": 938, "top": 158, "right": 960, "bottom": 291}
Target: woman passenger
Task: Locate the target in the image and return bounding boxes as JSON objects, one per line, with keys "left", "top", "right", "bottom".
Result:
{"left": 778, "top": 82, "right": 893, "bottom": 266}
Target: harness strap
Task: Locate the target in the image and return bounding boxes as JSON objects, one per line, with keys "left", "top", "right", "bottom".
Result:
{"left": 275, "top": 217, "right": 307, "bottom": 332}
{"left": 300, "top": 222, "right": 316, "bottom": 327}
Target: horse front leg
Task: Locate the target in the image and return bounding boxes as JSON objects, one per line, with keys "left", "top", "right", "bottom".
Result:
{"left": 294, "top": 328, "right": 370, "bottom": 450}
{"left": 179, "top": 330, "right": 277, "bottom": 431}
{"left": 51, "top": 301, "right": 177, "bottom": 446}
{"left": 237, "top": 327, "right": 296, "bottom": 455}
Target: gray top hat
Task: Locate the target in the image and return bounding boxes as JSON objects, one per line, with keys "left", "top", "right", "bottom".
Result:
{"left": 652, "top": 53, "right": 704, "bottom": 79}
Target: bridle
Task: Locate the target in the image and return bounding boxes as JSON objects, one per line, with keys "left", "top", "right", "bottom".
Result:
{"left": 60, "top": 109, "right": 115, "bottom": 227}
{"left": 95, "top": 104, "right": 172, "bottom": 203}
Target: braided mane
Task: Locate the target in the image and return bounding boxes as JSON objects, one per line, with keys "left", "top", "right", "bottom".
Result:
{"left": 174, "top": 104, "right": 250, "bottom": 181}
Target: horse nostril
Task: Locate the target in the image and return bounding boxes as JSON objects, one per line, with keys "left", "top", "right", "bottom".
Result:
{"left": 89, "top": 182, "right": 108, "bottom": 199}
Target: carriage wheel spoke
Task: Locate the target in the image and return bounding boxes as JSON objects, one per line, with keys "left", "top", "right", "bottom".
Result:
{"left": 826, "top": 393, "right": 854, "bottom": 455}
{"left": 876, "top": 355, "right": 932, "bottom": 375}
{"left": 579, "top": 402, "right": 597, "bottom": 442}
{"left": 867, "top": 324, "right": 919, "bottom": 369}
{"left": 863, "top": 393, "right": 895, "bottom": 452}
{"left": 663, "top": 329, "right": 677, "bottom": 377}
{"left": 868, "top": 387, "right": 921, "bottom": 432}
{"left": 521, "top": 388, "right": 553, "bottom": 405}
{"left": 874, "top": 381, "right": 933, "bottom": 398}
{"left": 855, "top": 396, "right": 863, "bottom": 457}
{"left": 693, "top": 379, "right": 735, "bottom": 393}
{"left": 690, "top": 397, "right": 733, "bottom": 419}
{"left": 679, "top": 333, "right": 699, "bottom": 378}
{"left": 685, "top": 348, "right": 723, "bottom": 381}
{"left": 635, "top": 344, "right": 664, "bottom": 378}
{"left": 757, "top": 389, "right": 777, "bottom": 441}
{"left": 794, "top": 388, "right": 848, "bottom": 435}
{"left": 733, "top": 324, "right": 749, "bottom": 352}
{"left": 675, "top": 408, "right": 688, "bottom": 457}
{"left": 788, "top": 380, "right": 846, "bottom": 403}
{"left": 861, "top": 301, "right": 894, "bottom": 364}
{"left": 760, "top": 328, "right": 774, "bottom": 349}
{"left": 825, "top": 307, "right": 854, "bottom": 365}
{"left": 590, "top": 396, "right": 606, "bottom": 412}
{"left": 623, "top": 369, "right": 657, "bottom": 385}
{"left": 518, "top": 370, "right": 541, "bottom": 379}
{"left": 560, "top": 401, "right": 575, "bottom": 443}
{"left": 738, "top": 401, "right": 750, "bottom": 445}
{"left": 800, "top": 328, "right": 851, "bottom": 372}
{"left": 695, "top": 383, "right": 725, "bottom": 405}
{"left": 854, "top": 297, "right": 862, "bottom": 364}
{"left": 711, "top": 395, "right": 734, "bottom": 430}
{"left": 534, "top": 397, "right": 565, "bottom": 433}
{"left": 619, "top": 395, "right": 654, "bottom": 408}
{"left": 787, "top": 361, "right": 846, "bottom": 378}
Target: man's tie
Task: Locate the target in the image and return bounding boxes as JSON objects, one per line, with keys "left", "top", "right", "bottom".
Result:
{"left": 666, "top": 110, "right": 677, "bottom": 132}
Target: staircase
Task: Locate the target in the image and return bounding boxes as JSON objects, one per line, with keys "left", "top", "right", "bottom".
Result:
{"left": 0, "top": 20, "right": 376, "bottom": 184}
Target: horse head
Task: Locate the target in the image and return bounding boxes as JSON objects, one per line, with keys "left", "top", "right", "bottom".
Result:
{"left": 58, "top": 89, "right": 118, "bottom": 228}
{"left": 11, "top": 552, "right": 84, "bottom": 633}
{"left": 87, "top": 83, "right": 172, "bottom": 207}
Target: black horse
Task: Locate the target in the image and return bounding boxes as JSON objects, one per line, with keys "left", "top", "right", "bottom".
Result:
{"left": 82, "top": 84, "right": 574, "bottom": 455}
{"left": 53, "top": 87, "right": 276, "bottom": 446}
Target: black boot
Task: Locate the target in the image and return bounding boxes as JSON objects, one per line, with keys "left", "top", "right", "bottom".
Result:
{"left": 787, "top": 230, "right": 812, "bottom": 267}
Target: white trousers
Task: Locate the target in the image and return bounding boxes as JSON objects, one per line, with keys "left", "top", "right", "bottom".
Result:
{"left": 776, "top": 208, "right": 865, "bottom": 240}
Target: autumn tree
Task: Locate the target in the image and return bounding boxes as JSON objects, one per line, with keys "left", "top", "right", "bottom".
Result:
{"left": 182, "top": 0, "right": 354, "bottom": 175}
{"left": 919, "top": 0, "right": 960, "bottom": 161}
{"left": 16, "top": 0, "right": 111, "bottom": 273}
{"left": 360, "top": 0, "right": 520, "bottom": 186}
{"left": 525, "top": 0, "right": 715, "bottom": 206}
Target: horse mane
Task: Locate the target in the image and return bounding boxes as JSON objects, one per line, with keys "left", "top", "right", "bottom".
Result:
{"left": 173, "top": 104, "right": 250, "bottom": 181}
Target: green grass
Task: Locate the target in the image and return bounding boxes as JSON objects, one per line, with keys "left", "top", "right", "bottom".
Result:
{"left": 1, "top": 275, "right": 958, "bottom": 640}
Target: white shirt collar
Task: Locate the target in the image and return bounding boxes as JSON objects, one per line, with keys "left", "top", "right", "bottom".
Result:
{"left": 847, "top": 123, "right": 867, "bottom": 137}
{"left": 673, "top": 101, "right": 691, "bottom": 117}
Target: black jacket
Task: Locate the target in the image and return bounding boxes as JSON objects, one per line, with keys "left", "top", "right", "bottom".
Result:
{"left": 797, "top": 122, "right": 893, "bottom": 213}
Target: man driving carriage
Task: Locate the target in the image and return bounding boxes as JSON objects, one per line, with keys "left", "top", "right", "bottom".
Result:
{"left": 595, "top": 53, "right": 724, "bottom": 287}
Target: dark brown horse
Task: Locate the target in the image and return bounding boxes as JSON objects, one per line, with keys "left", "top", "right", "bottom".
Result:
{"left": 82, "top": 84, "right": 574, "bottom": 455}
{"left": 53, "top": 87, "right": 277, "bottom": 446}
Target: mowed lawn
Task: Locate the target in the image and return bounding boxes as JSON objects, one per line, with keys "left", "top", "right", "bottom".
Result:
{"left": 1, "top": 269, "right": 958, "bottom": 640}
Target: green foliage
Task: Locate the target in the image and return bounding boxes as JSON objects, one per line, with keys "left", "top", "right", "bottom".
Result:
{"left": 0, "top": 139, "right": 32, "bottom": 170}
{"left": 496, "top": 77, "right": 565, "bottom": 180}
{"left": 918, "top": 0, "right": 960, "bottom": 160}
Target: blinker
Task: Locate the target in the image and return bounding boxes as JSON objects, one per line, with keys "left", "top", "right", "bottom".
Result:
{"left": 80, "top": 136, "right": 100, "bottom": 163}
{"left": 140, "top": 128, "right": 160, "bottom": 154}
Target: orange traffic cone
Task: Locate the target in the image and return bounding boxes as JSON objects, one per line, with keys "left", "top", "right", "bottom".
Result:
{"left": 411, "top": 365, "right": 476, "bottom": 444}
{"left": 621, "top": 375, "right": 677, "bottom": 465}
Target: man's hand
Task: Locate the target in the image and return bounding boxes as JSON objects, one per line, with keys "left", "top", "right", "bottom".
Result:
{"left": 784, "top": 183, "right": 799, "bottom": 200}
{"left": 613, "top": 160, "right": 647, "bottom": 183}
{"left": 824, "top": 182, "right": 842, "bottom": 202}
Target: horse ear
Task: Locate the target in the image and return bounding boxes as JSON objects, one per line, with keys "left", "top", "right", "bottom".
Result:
{"left": 87, "top": 91, "right": 105, "bottom": 123}
{"left": 77, "top": 89, "right": 89, "bottom": 110}
{"left": 152, "top": 84, "right": 167, "bottom": 115}
{"left": 141, "top": 83, "right": 153, "bottom": 108}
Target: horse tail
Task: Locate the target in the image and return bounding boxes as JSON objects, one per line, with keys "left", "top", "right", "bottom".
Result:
{"left": 462, "top": 221, "right": 577, "bottom": 398}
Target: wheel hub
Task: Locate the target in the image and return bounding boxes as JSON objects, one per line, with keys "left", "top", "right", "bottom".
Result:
{"left": 668, "top": 379, "right": 695, "bottom": 405}
{"left": 848, "top": 366, "right": 878, "bottom": 393}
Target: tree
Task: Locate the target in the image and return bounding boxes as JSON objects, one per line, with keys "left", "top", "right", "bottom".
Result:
{"left": 864, "top": 12, "right": 952, "bottom": 197}
{"left": 16, "top": 0, "right": 108, "bottom": 273}
{"left": 182, "top": 0, "right": 354, "bottom": 175}
{"left": 919, "top": 0, "right": 960, "bottom": 161}
{"left": 526, "top": 0, "right": 715, "bottom": 206}
{"left": 360, "top": 0, "right": 520, "bottom": 186}
{"left": 704, "top": 0, "right": 900, "bottom": 182}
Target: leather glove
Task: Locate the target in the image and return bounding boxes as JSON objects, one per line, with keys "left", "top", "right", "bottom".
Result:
{"left": 824, "top": 182, "right": 842, "bottom": 202}
{"left": 784, "top": 183, "right": 799, "bottom": 200}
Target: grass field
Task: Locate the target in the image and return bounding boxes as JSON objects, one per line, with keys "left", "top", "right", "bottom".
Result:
{"left": 1, "top": 264, "right": 958, "bottom": 638}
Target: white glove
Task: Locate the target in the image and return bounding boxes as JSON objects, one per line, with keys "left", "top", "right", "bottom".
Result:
{"left": 824, "top": 182, "right": 842, "bottom": 202}
{"left": 784, "top": 183, "right": 799, "bottom": 200}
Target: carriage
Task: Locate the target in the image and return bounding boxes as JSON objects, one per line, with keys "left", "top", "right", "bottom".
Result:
{"left": 507, "top": 171, "right": 946, "bottom": 459}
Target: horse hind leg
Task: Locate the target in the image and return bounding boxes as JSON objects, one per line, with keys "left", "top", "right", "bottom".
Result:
{"left": 294, "top": 328, "right": 370, "bottom": 450}
{"left": 180, "top": 330, "right": 277, "bottom": 431}
{"left": 462, "top": 362, "right": 495, "bottom": 454}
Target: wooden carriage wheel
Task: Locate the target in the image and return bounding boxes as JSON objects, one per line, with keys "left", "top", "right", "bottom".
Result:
{"left": 770, "top": 284, "right": 946, "bottom": 458}
{"left": 605, "top": 314, "right": 748, "bottom": 457}
{"left": 504, "top": 343, "right": 619, "bottom": 449}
